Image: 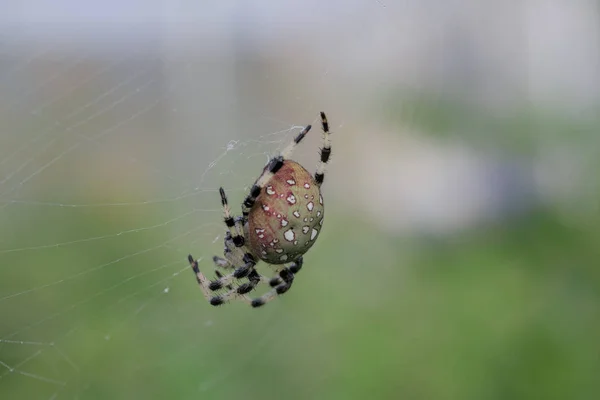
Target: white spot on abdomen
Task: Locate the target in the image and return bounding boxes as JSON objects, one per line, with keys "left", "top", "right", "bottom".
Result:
{"left": 304, "top": 183, "right": 310, "bottom": 189}
{"left": 319, "top": 195, "right": 323, "bottom": 205}
{"left": 307, "top": 201, "right": 314, "bottom": 211}
{"left": 276, "top": 248, "right": 284, "bottom": 253}
{"left": 311, "top": 228, "right": 318, "bottom": 240}
{"left": 266, "top": 186, "right": 275, "bottom": 195}
{"left": 293, "top": 211, "right": 300, "bottom": 218}
{"left": 317, "top": 211, "right": 321, "bottom": 217}
{"left": 284, "top": 229, "right": 295, "bottom": 242}
{"left": 279, "top": 255, "right": 288, "bottom": 261}
{"left": 286, "top": 179, "right": 296, "bottom": 185}
{"left": 302, "top": 226, "right": 310, "bottom": 234}
{"left": 281, "top": 219, "right": 288, "bottom": 227}
{"left": 287, "top": 194, "right": 296, "bottom": 204}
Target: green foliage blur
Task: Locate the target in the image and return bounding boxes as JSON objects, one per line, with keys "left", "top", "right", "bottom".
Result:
{"left": 1, "top": 102, "right": 599, "bottom": 400}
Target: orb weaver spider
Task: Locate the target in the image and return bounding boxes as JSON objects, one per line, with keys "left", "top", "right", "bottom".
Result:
{"left": 188, "top": 112, "right": 332, "bottom": 307}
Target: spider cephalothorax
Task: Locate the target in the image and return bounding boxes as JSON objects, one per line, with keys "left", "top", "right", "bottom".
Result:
{"left": 188, "top": 112, "right": 332, "bottom": 308}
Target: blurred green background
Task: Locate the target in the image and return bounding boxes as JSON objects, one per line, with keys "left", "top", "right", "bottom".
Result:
{"left": 1, "top": 1, "right": 600, "bottom": 399}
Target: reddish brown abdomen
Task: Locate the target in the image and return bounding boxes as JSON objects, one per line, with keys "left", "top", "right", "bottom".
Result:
{"left": 248, "top": 161, "right": 324, "bottom": 264}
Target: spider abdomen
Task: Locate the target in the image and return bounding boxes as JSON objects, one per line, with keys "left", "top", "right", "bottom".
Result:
{"left": 247, "top": 160, "right": 324, "bottom": 264}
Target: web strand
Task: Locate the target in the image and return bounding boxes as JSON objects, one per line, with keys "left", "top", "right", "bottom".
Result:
{"left": 0, "top": 41, "right": 318, "bottom": 399}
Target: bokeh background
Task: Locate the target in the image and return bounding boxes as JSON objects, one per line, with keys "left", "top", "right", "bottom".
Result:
{"left": 1, "top": 1, "right": 599, "bottom": 399}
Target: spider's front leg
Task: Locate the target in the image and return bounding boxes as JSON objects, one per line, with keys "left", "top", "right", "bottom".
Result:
{"left": 240, "top": 124, "right": 312, "bottom": 222}
{"left": 314, "top": 112, "right": 331, "bottom": 186}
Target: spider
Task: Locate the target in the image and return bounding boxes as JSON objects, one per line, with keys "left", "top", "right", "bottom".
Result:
{"left": 187, "top": 112, "right": 332, "bottom": 308}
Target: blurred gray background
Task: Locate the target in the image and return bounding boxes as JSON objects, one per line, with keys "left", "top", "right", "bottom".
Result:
{"left": 1, "top": 1, "right": 599, "bottom": 399}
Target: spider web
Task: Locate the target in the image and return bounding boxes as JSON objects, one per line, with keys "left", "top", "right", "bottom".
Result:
{"left": 0, "top": 2, "right": 360, "bottom": 398}
{"left": 7, "top": 2, "right": 600, "bottom": 399}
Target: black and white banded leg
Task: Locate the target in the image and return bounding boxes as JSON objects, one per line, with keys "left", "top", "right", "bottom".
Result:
{"left": 219, "top": 187, "right": 245, "bottom": 248}
{"left": 314, "top": 112, "right": 331, "bottom": 187}
{"left": 213, "top": 258, "right": 233, "bottom": 290}
{"left": 213, "top": 187, "right": 260, "bottom": 287}
{"left": 188, "top": 254, "right": 258, "bottom": 306}
{"left": 212, "top": 231, "right": 233, "bottom": 273}
{"left": 189, "top": 256, "right": 303, "bottom": 307}
{"left": 205, "top": 269, "right": 262, "bottom": 306}
{"left": 249, "top": 257, "right": 303, "bottom": 308}
{"left": 241, "top": 124, "right": 312, "bottom": 221}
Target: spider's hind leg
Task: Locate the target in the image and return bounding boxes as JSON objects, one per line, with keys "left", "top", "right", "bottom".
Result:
{"left": 208, "top": 269, "right": 262, "bottom": 305}
{"left": 249, "top": 257, "right": 303, "bottom": 308}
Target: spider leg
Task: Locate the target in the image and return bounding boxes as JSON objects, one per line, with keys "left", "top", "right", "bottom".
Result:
{"left": 213, "top": 239, "right": 259, "bottom": 290}
{"left": 207, "top": 269, "right": 262, "bottom": 305}
{"left": 188, "top": 254, "right": 213, "bottom": 302}
{"left": 249, "top": 267, "right": 295, "bottom": 308}
{"left": 188, "top": 254, "right": 257, "bottom": 306}
{"left": 314, "top": 112, "right": 331, "bottom": 187}
{"left": 217, "top": 187, "right": 257, "bottom": 275}
{"left": 213, "top": 251, "right": 234, "bottom": 288}
{"left": 265, "top": 256, "right": 303, "bottom": 286}
{"left": 213, "top": 256, "right": 230, "bottom": 268}
{"left": 289, "top": 256, "right": 303, "bottom": 274}
{"left": 207, "top": 255, "right": 256, "bottom": 290}
{"left": 219, "top": 187, "right": 246, "bottom": 248}
{"left": 214, "top": 270, "right": 234, "bottom": 291}
{"left": 249, "top": 257, "right": 303, "bottom": 308}
{"left": 281, "top": 123, "right": 312, "bottom": 159}
{"left": 241, "top": 124, "right": 312, "bottom": 220}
